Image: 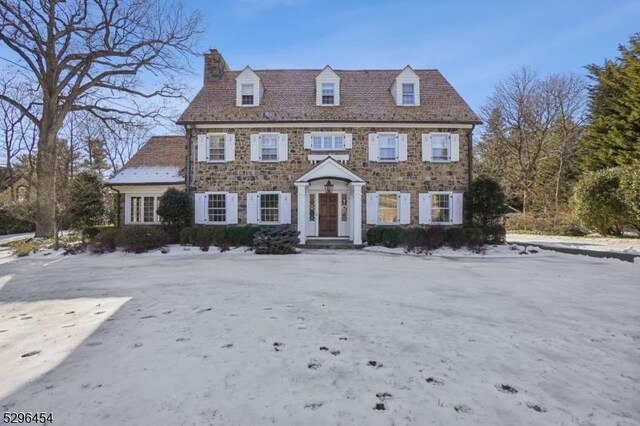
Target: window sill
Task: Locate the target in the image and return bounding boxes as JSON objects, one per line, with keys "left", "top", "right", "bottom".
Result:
{"left": 429, "top": 159, "right": 453, "bottom": 163}
{"left": 204, "top": 222, "right": 230, "bottom": 225}
{"left": 207, "top": 160, "right": 229, "bottom": 163}
{"left": 237, "top": 104, "right": 258, "bottom": 107}
{"left": 316, "top": 103, "right": 339, "bottom": 107}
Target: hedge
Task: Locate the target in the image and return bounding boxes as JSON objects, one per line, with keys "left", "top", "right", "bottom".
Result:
{"left": 367, "top": 225, "right": 491, "bottom": 252}
{"left": 179, "top": 225, "right": 261, "bottom": 250}
{"left": 88, "top": 226, "right": 170, "bottom": 254}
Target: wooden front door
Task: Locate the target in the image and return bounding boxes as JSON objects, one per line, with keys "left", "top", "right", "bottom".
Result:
{"left": 318, "top": 193, "right": 338, "bottom": 237}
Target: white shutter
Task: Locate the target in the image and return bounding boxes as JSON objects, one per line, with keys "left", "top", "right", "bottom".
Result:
{"left": 250, "top": 134, "right": 260, "bottom": 161}
{"left": 246, "top": 193, "right": 258, "bottom": 224}
{"left": 452, "top": 193, "right": 463, "bottom": 224}
{"left": 366, "top": 193, "right": 378, "bottom": 225}
{"left": 227, "top": 193, "right": 238, "bottom": 224}
{"left": 195, "top": 193, "right": 206, "bottom": 224}
{"left": 278, "top": 133, "right": 288, "bottom": 162}
{"left": 450, "top": 133, "right": 460, "bottom": 162}
{"left": 225, "top": 134, "right": 235, "bottom": 162}
{"left": 303, "top": 133, "right": 312, "bottom": 149}
{"left": 124, "top": 195, "right": 131, "bottom": 224}
{"left": 422, "top": 133, "right": 432, "bottom": 162}
{"left": 344, "top": 133, "right": 353, "bottom": 149}
{"left": 197, "top": 134, "right": 208, "bottom": 162}
{"left": 279, "top": 192, "right": 291, "bottom": 224}
{"left": 419, "top": 193, "right": 431, "bottom": 224}
{"left": 368, "top": 133, "right": 378, "bottom": 162}
{"left": 399, "top": 193, "right": 411, "bottom": 224}
{"left": 398, "top": 133, "right": 408, "bottom": 161}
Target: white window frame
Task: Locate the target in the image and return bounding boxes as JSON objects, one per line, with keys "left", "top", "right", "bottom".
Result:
{"left": 260, "top": 133, "right": 279, "bottom": 162}
{"left": 205, "top": 192, "right": 228, "bottom": 224}
{"left": 127, "top": 194, "right": 160, "bottom": 225}
{"left": 430, "top": 191, "right": 452, "bottom": 224}
{"left": 378, "top": 133, "right": 398, "bottom": 161}
{"left": 430, "top": 133, "right": 451, "bottom": 162}
{"left": 310, "top": 132, "right": 346, "bottom": 151}
{"left": 321, "top": 83, "right": 335, "bottom": 105}
{"left": 241, "top": 83, "right": 254, "bottom": 106}
{"left": 402, "top": 83, "right": 415, "bottom": 105}
{"left": 377, "top": 191, "right": 400, "bottom": 225}
{"left": 258, "top": 191, "right": 280, "bottom": 224}
{"left": 207, "top": 133, "right": 227, "bottom": 162}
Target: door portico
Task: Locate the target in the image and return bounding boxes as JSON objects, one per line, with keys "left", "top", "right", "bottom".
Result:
{"left": 294, "top": 157, "right": 365, "bottom": 245}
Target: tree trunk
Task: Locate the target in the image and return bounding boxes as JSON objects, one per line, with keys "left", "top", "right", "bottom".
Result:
{"left": 35, "top": 129, "right": 57, "bottom": 237}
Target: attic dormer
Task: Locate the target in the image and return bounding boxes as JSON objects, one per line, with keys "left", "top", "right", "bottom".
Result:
{"left": 236, "top": 66, "right": 262, "bottom": 107}
{"left": 315, "top": 66, "right": 340, "bottom": 106}
{"left": 391, "top": 66, "right": 420, "bottom": 106}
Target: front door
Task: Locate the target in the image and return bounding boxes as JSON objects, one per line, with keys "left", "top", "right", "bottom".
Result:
{"left": 318, "top": 193, "right": 338, "bottom": 237}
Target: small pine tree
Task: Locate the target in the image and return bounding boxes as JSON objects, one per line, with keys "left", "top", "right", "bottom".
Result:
{"left": 156, "top": 188, "right": 192, "bottom": 235}
{"left": 467, "top": 176, "right": 507, "bottom": 229}
{"left": 67, "top": 171, "right": 106, "bottom": 229}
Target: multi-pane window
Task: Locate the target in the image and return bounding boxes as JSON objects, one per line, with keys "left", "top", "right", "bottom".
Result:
{"left": 378, "top": 194, "right": 398, "bottom": 224}
{"left": 431, "top": 134, "right": 450, "bottom": 161}
{"left": 260, "top": 193, "right": 279, "bottom": 223}
{"left": 261, "top": 134, "right": 278, "bottom": 160}
{"left": 321, "top": 83, "right": 335, "bottom": 105}
{"left": 402, "top": 83, "right": 415, "bottom": 105}
{"left": 341, "top": 193, "right": 348, "bottom": 221}
{"left": 309, "top": 195, "right": 315, "bottom": 221}
{"left": 130, "top": 196, "right": 157, "bottom": 223}
{"left": 209, "top": 134, "right": 225, "bottom": 161}
{"left": 208, "top": 193, "right": 226, "bottom": 223}
{"left": 379, "top": 134, "right": 397, "bottom": 160}
{"left": 130, "top": 196, "right": 142, "bottom": 223}
{"left": 241, "top": 84, "right": 254, "bottom": 105}
{"left": 311, "top": 134, "right": 345, "bottom": 150}
{"left": 431, "top": 193, "right": 450, "bottom": 222}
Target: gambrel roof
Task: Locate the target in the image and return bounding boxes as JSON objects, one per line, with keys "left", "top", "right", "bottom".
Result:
{"left": 178, "top": 69, "right": 480, "bottom": 124}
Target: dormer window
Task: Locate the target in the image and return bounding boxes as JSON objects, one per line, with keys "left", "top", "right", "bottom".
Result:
{"left": 236, "top": 66, "right": 262, "bottom": 107}
{"left": 316, "top": 66, "right": 340, "bottom": 106}
{"left": 392, "top": 66, "right": 420, "bottom": 106}
{"left": 241, "top": 84, "right": 254, "bottom": 105}
{"left": 321, "top": 83, "right": 335, "bottom": 105}
{"left": 402, "top": 83, "right": 415, "bottom": 105}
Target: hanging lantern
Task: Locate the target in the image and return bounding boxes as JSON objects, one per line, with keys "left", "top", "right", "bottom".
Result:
{"left": 324, "top": 179, "right": 334, "bottom": 193}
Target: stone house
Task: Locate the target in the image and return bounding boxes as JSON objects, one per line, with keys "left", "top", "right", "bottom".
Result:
{"left": 111, "top": 50, "right": 480, "bottom": 245}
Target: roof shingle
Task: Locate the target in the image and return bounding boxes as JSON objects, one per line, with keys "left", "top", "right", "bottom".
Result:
{"left": 178, "top": 69, "right": 480, "bottom": 124}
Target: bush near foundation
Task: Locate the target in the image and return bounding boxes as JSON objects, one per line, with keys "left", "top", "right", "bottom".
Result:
{"left": 253, "top": 225, "right": 299, "bottom": 254}
{"left": 369, "top": 225, "right": 489, "bottom": 252}
{"left": 366, "top": 226, "right": 406, "bottom": 248}
{"left": 179, "top": 225, "right": 260, "bottom": 249}
{"left": 88, "top": 226, "right": 170, "bottom": 254}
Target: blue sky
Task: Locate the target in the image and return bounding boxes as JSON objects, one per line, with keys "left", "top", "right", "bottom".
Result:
{"left": 184, "top": 0, "right": 640, "bottom": 113}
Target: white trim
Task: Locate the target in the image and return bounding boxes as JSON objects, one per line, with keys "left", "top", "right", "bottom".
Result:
{"left": 257, "top": 191, "right": 283, "bottom": 225}
{"left": 306, "top": 131, "right": 348, "bottom": 151}
{"left": 308, "top": 154, "right": 349, "bottom": 164}
{"left": 191, "top": 122, "right": 474, "bottom": 129}
{"left": 257, "top": 132, "right": 281, "bottom": 163}
{"left": 428, "top": 191, "right": 454, "bottom": 225}
{"left": 203, "top": 191, "right": 230, "bottom": 225}
{"left": 296, "top": 157, "right": 365, "bottom": 183}
{"left": 316, "top": 66, "right": 340, "bottom": 106}
{"left": 427, "top": 132, "right": 453, "bottom": 163}
{"left": 205, "top": 132, "right": 228, "bottom": 163}
{"left": 376, "top": 132, "right": 399, "bottom": 162}
{"left": 236, "top": 67, "right": 261, "bottom": 107}
{"left": 124, "top": 193, "right": 161, "bottom": 225}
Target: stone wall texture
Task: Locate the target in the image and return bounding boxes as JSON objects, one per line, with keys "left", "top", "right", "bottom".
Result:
{"left": 189, "top": 126, "right": 471, "bottom": 226}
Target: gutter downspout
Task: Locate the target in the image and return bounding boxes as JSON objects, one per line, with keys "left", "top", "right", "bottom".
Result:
{"left": 110, "top": 186, "right": 121, "bottom": 227}
{"left": 467, "top": 125, "right": 475, "bottom": 189}
{"left": 185, "top": 125, "right": 192, "bottom": 196}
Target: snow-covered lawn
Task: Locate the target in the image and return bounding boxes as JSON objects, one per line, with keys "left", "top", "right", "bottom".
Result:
{"left": 0, "top": 247, "right": 638, "bottom": 425}
{"left": 508, "top": 233, "right": 640, "bottom": 255}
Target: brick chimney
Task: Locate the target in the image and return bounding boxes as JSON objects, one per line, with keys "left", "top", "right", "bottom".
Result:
{"left": 204, "top": 49, "right": 228, "bottom": 83}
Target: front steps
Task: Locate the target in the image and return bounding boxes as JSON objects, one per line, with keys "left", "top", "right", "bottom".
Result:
{"left": 301, "top": 238, "right": 363, "bottom": 250}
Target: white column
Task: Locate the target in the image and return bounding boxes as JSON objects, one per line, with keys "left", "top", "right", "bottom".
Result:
{"left": 351, "top": 182, "right": 364, "bottom": 245}
{"left": 295, "top": 182, "right": 309, "bottom": 244}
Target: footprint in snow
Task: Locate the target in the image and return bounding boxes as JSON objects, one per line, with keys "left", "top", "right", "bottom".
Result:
{"left": 368, "top": 360, "right": 383, "bottom": 368}
{"left": 197, "top": 308, "right": 212, "bottom": 314}
{"left": 308, "top": 360, "right": 322, "bottom": 370}
{"left": 176, "top": 337, "right": 191, "bottom": 342}
{"left": 426, "top": 377, "right": 444, "bottom": 385}
{"left": 454, "top": 404, "right": 472, "bottom": 414}
{"left": 304, "top": 402, "right": 323, "bottom": 410}
{"left": 338, "top": 337, "right": 347, "bottom": 341}
{"left": 497, "top": 384, "right": 518, "bottom": 394}
{"left": 526, "top": 402, "right": 547, "bottom": 413}
{"left": 221, "top": 343, "right": 233, "bottom": 349}
{"left": 319, "top": 346, "right": 329, "bottom": 351}
{"left": 20, "top": 316, "right": 32, "bottom": 320}
{"left": 21, "top": 350, "right": 41, "bottom": 358}
{"left": 61, "top": 324, "right": 75, "bottom": 328}
{"left": 94, "top": 311, "right": 105, "bottom": 315}
{"left": 162, "top": 310, "right": 174, "bottom": 315}
{"left": 376, "top": 392, "right": 392, "bottom": 401}
{"left": 140, "top": 315, "right": 156, "bottom": 319}
{"left": 130, "top": 343, "right": 143, "bottom": 349}
{"left": 273, "top": 342, "right": 284, "bottom": 351}
{"left": 330, "top": 350, "right": 340, "bottom": 356}
{"left": 0, "top": 330, "right": 8, "bottom": 333}
{"left": 86, "top": 341, "right": 102, "bottom": 347}
{"left": 373, "top": 403, "right": 386, "bottom": 411}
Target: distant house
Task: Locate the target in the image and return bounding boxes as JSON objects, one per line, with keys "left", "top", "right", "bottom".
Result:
{"left": 108, "top": 136, "right": 185, "bottom": 226}
{"left": 0, "top": 168, "right": 32, "bottom": 204}
{"left": 110, "top": 50, "right": 480, "bottom": 245}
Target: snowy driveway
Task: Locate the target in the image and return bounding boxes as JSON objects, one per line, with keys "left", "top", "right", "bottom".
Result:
{"left": 0, "top": 248, "right": 639, "bottom": 425}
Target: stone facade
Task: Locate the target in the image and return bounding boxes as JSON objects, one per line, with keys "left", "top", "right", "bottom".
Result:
{"left": 188, "top": 126, "right": 470, "bottom": 226}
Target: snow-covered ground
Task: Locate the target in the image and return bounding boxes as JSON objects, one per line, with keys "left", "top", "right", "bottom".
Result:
{"left": 508, "top": 233, "right": 640, "bottom": 254}
{"left": 0, "top": 247, "right": 639, "bottom": 425}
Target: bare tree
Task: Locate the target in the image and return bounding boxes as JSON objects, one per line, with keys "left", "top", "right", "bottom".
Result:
{"left": 0, "top": 0, "right": 201, "bottom": 237}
